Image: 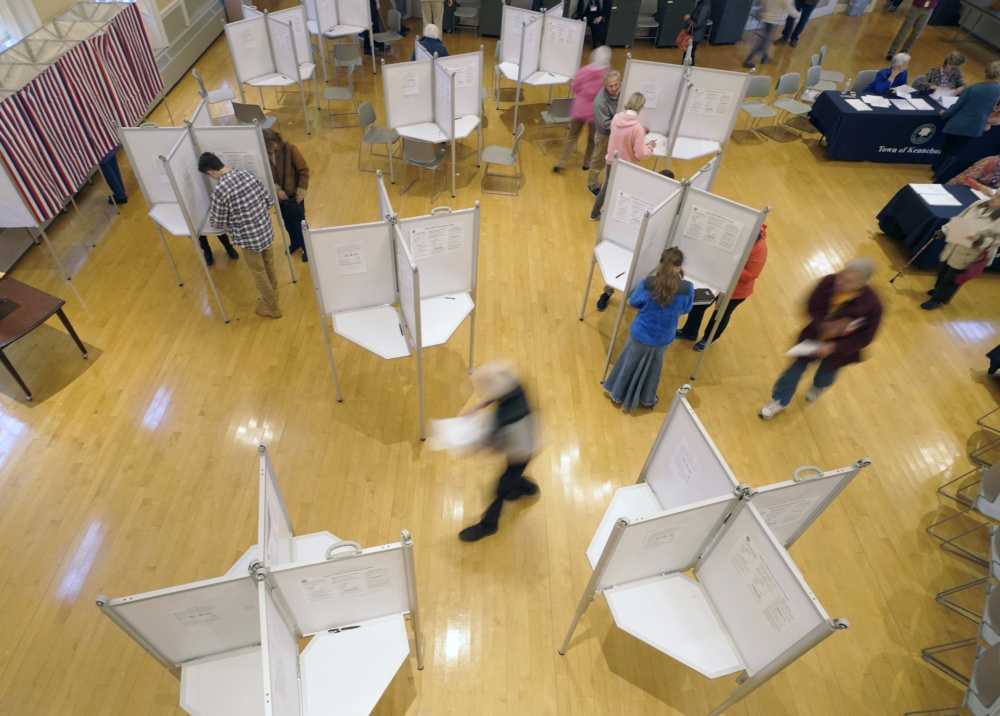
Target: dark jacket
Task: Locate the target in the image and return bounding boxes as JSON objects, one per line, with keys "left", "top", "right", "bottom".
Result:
{"left": 798, "top": 274, "right": 882, "bottom": 369}
{"left": 942, "top": 81, "right": 1000, "bottom": 138}
{"left": 411, "top": 36, "right": 449, "bottom": 60}
{"left": 689, "top": 0, "right": 712, "bottom": 41}
{"left": 574, "top": 0, "right": 610, "bottom": 25}
{"left": 268, "top": 141, "right": 310, "bottom": 198}
{"left": 593, "top": 86, "right": 618, "bottom": 136}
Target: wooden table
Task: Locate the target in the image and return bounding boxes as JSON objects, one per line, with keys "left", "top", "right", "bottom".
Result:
{"left": 0, "top": 277, "right": 87, "bottom": 400}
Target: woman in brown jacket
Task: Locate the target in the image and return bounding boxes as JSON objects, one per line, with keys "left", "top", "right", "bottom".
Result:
{"left": 263, "top": 129, "right": 311, "bottom": 262}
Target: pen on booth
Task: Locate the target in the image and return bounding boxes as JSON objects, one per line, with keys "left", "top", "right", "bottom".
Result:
{"left": 615, "top": 271, "right": 625, "bottom": 278}
{"left": 445, "top": 296, "right": 456, "bottom": 300}
{"left": 399, "top": 324, "right": 404, "bottom": 335}
{"left": 329, "top": 625, "right": 361, "bottom": 633}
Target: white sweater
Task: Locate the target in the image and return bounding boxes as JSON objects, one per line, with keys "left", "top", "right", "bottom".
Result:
{"left": 757, "top": 0, "right": 800, "bottom": 24}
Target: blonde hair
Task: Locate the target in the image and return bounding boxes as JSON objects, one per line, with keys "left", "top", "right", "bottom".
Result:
{"left": 624, "top": 92, "right": 646, "bottom": 112}
{"left": 651, "top": 247, "right": 684, "bottom": 305}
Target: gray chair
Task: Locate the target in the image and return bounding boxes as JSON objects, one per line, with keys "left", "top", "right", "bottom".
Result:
{"left": 373, "top": 10, "right": 403, "bottom": 57}
{"left": 906, "top": 641, "right": 1000, "bottom": 715}
{"left": 358, "top": 101, "right": 399, "bottom": 173}
{"left": 454, "top": 0, "right": 480, "bottom": 34}
{"left": 935, "top": 528, "right": 1000, "bottom": 625}
{"left": 481, "top": 123, "right": 524, "bottom": 196}
{"left": 929, "top": 463, "right": 1000, "bottom": 568}
{"left": 733, "top": 75, "right": 776, "bottom": 143}
{"left": 819, "top": 45, "right": 845, "bottom": 86}
{"left": 399, "top": 137, "right": 446, "bottom": 202}
{"left": 322, "top": 66, "right": 360, "bottom": 127}
{"left": 769, "top": 73, "right": 812, "bottom": 136}
{"left": 535, "top": 97, "right": 574, "bottom": 155}
{"left": 232, "top": 102, "right": 278, "bottom": 129}
{"left": 797, "top": 65, "right": 827, "bottom": 104}
{"left": 808, "top": 54, "right": 839, "bottom": 92}
{"left": 333, "top": 43, "right": 366, "bottom": 91}
{"left": 635, "top": 0, "right": 658, "bottom": 42}
{"left": 924, "top": 576, "right": 1000, "bottom": 686}
{"left": 192, "top": 68, "right": 235, "bottom": 119}
{"left": 854, "top": 69, "right": 878, "bottom": 93}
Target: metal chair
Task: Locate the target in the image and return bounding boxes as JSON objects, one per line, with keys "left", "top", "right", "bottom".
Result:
{"left": 333, "top": 43, "right": 366, "bottom": 91}
{"left": 232, "top": 102, "right": 278, "bottom": 129}
{"left": 768, "top": 73, "right": 812, "bottom": 137}
{"left": 733, "top": 74, "right": 776, "bottom": 143}
{"left": 819, "top": 45, "right": 846, "bottom": 86}
{"left": 535, "top": 97, "right": 574, "bottom": 155}
{"left": 399, "top": 137, "right": 446, "bottom": 202}
{"left": 192, "top": 68, "right": 235, "bottom": 119}
{"left": 373, "top": 10, "right": 404, "bottom": 57}
{"left": 322, "top": 66, "right": 360, "bottom": 127}
{"left": 924, "top": 577, "right": 1000, "bottom": 687}
{"left": 481, "top": 123, "right": 524, "bottom": 196}
{"left": 358, "top": 101, "right": 399, "bottom": 173}
{"left": 936, "top": 528, "right": 1000, "bottom": 624}
{"left": 808, "top": 54, "right": 839, "bottom": 92}
{"left": 634, "top": 0, "right": 659, "bottom": 42}
{"left": 906, "top": 641, "right": 1000, "bottom": 715}
{"left": 454, "top": 0, "right": 480, "bottom": 34}
{"left": 797, "top": 65, "right": 827, "bottom": 105}
{"left": 854, "top": 69, "right": 878, "bottom": 93}
{"left": 929, "top": 463, "right": 1000, "bottom": 567}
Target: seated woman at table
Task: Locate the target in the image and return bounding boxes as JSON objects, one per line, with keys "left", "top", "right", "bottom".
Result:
{"left": 865, "top": 53, "right": 909, "bottom": 95}
{"left": 947, "top": 155, "right": 1000, "bottom": 195}
{"left": 913, "top": 53, "right": 967, "bottom": 95}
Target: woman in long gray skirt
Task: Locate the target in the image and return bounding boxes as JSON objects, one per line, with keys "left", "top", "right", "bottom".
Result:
{"left": 604, "top": 247, "right": 693, "bottom": 412}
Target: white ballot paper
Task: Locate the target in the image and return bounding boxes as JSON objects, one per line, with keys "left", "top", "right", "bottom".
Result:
{"left": 861, "top": 95, "right": 891, "bottom": 108}
{"left": 844, "top": 99, "right": 872, "bottom": 112}
{"left": 428, "top": 410, "right": 494, "bottom": 453}
{"left": 891, "top": 99, "right": 915, "bottom": 110}
{"left": 894, "top": 85, "right": 916, "bottom": 96}
{"left": 939, "top": 95, "right": 959, "bottom": 108}
{"left": 907, "top": 97, "right": 934, "bottom": 111}
{"left": 786, "top": 340, "right": 826, "bottom": 357}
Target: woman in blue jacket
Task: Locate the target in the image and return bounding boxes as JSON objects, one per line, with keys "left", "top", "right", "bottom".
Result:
{"left": 865, "top": 53, "right": 910, "bottom": 95}
{"left": 604, "top": 247, "right": 693, "bottom": 412}
{"left": 933, "top": 61, "right": 1000, "bottom": 184}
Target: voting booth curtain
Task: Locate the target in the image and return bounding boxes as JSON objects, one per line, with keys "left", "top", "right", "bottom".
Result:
{"left": 0, "top": 3, "right": 162, "bottom": 226}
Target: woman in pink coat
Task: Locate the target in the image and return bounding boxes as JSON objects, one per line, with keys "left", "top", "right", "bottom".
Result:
{"left": 588, "top": 91, "right": 656, "bottom": 221}
{"left": 553, "top": 47, "right": 612, "bottom": 174}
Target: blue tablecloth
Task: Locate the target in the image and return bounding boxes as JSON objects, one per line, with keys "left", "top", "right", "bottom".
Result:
{"left": 810, "top": 91, "right": 1000, "bottom": 165}
{"left": 877, "top": 183, "right": 1000, "bottom": 269}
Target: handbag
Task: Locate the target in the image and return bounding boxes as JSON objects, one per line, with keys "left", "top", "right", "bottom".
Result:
{"left": 956, "top": 250, "right": 990, "bottom": 284}
{"left": 676, "top": 25, "right": 694, "bottom": 52}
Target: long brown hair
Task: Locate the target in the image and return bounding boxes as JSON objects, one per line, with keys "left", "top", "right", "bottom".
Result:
{"left": 651, "top": 247, "right": 684, "bottom": 306}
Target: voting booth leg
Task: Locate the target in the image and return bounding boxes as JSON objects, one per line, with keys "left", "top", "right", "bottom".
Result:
{"left": 513, "top": 83, "right": 522, "bottom": 134}
{"left": 299, "top": 80, "right": 312, "bottom": 136}
{"left": 319, "top": 36, "right": 329, "bottom": 83}
{"left": 401, "top": 531, "right": 425, "bottom": 669}
{"left": 38, "top": 229, "right": 72, "bottom": 281}
{"left": 705, "top": 619, "right": 847, "bottom": 716}
{"left": 451, "top": 142, "right": 457, "bottom": 198}
{"left": 417, "top": 349, "right": 426, "bottom": 441}
{"left": 277, "top": 211, "right": 297, "bottom": 283}
{"left": 690, "top": 294, "right": 730, "bottom": 381}
{"left": 95, "top": 596, "right": 181, "bottom": 679}
{"left": 319, "top": 316, "right": 343, "bottom": 402}
{"left": 579, "top": 259, "right": 597, "bottom": 321}
{"left": 559, "top": 518, "right": 628, "bottom": 655}
{"left": 156, "top": 226, "right": 184, "bottom": 287}
{"left": 190, "top": 236, "right": 231, "bottom": 324}
{"left": 601, "top": 297, "right": 629, "bottom": 383}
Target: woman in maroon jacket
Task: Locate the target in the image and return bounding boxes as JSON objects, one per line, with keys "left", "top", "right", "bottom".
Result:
{"left": 759, "top": 258, "right": 883, "bottom": 420}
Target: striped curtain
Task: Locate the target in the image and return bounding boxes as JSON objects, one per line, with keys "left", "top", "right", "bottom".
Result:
{"left": 54, "top": 42, "right": 121, "bottom": 160}
{"left": 108, "top": 3, "right": 162, "bottom": 108}
{"left": 0, "top": 97, "right": 67, "bottom": 223}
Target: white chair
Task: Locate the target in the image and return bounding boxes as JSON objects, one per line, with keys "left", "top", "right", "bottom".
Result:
{"left": 635, "top": 0, "right": 659, "bottom": 42}
{"left": 797, "top": 65, "right": 827, "bottom": 105}
{"left": 808, "top": 54, "right": 839, "bottom": 92}
{"left": 192, "top": 68, "right": 235, "bottom": 119}
{"left": 733, "top": 74, "right": 776, "bottom": 143}
{"left": 535, "top": 97, "right": 574, "bottom": 155}
{"left": 819, "top": 45, "right": 845, "bottom": 86}
{"left": 454, "top": 0, "right": 480, "bottom": 34}
{"left": 358, "top": 101, "right": 399, "bottom": 173}
{"left": 232, "top": 102, "right": 278, "bottom": 129}
{"left": 481, "top": 123, "right": 524, "bottom": 195}
{"left": 373, "top": 10, "right": 403, "bottom": 57}
{"left": 906, "top": 641, "right": 1000, "bottom": 715}
{"left": 333, "top": 43, "right": 366, "bottom": 91}
{"left": 854, "top": 69, "right": 879, "bottom": 93}
{"left": 769, "top": 73, "right": 813, "bottom": 137}
{"left": 929, "top": 463, "right": 1000, "bottom": 568}
{"left": 399, "top": 138, "right": 446, "bottom": 202}
{"left": 322, "top": 66, "right": 360, "bottom": 127}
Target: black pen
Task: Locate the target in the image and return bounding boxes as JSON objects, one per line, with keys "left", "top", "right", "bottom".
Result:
{"left": 329, "top": 625, "right": 361, "bottom": 633}
{"left": 615, "top": 271, "right": 625, "bottom": 278}
{"left": 399, "top": 324, "right": 404, "bottom": 335}
{"left": 445, "top": 296, "right": 456, "bottom": 300}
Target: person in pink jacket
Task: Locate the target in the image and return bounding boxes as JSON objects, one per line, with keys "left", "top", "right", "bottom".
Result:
{"left": 553, "top": 46, "right": 612, "bottom": 175}
{"left": 588, "top": 92, "right": 656, "bottom": 222}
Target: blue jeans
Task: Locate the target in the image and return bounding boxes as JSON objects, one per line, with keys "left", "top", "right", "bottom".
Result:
{"left": 782, "top": 0, "right": 815, "bottom": 41}
{"left": 772, "top": 357, "right": 839, "bottom": 406}
{"left": 745, "top": 23, "right": 777, "bottom": 63}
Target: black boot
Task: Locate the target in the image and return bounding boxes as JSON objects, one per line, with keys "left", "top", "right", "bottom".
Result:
{"left": 198, "top": 236, "right": 214, "bottom": 266}
{"left": 218, "top": 234, "right": 239, "bottom": 260}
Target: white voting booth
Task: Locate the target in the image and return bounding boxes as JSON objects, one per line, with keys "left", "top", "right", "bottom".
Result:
{"left": 563, "top": 387, "right": 868, "bottom": 716}
{"left": 304, "top": 0, "right": 375, "bottom": 80}
{"left": 383, "top": 49, "right": 484, "bottom": 195}
{"left": 620, "top": 57, "right": 749, "bottom": 171}
{"left": 225, "top": 7, "right": 320, "bottom": 134}
{"left": 496, "top": 5, "right": 584, "bottom": 132}
{"left": 97, "top": 444, "right": 424, "bottom": 716}
{"left": 579, "top": 157, "right": 768, "bottom": 381}
{"left": 303, "top": 173, "right": 481, "bottom": 439}
{"left": 691, "top": 151, "right": 722, "bottom": 192}
{"left": 118, "top": 121, "right": 297, "bottom": 323}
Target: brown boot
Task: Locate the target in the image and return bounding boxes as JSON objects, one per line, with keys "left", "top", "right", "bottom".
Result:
{"left": 255, "top": 300, "right": 282, "bottom": 319}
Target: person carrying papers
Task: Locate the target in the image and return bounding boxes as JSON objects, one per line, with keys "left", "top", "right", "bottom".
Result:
{"left": 921, "top": 193, "right": 1000, "bottom": 309}
{"left": 759, "top": 259, "right": 882, "bottom": 420}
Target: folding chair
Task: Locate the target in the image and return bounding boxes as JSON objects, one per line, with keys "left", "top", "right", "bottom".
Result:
{"left": 808, "top": 54, "right": 839, "bottom": 92}
{"left": 454, "top": 0, "right": 480, "bottom": 34}
{"left": 798, "top": 65, "right": 828, "bottom": 104}
{"left": 535, "top": 97, "right": 574, "bottom": 155}
{"left": 928, "top": 463, "right": 1000, "bottom": 567}
{"left": 481, "top": 123, "right": 524, "bottom": 196}
{"left": 399, "top": 137, "right": 446, "bottom": 202}
{"left": 907, "top": 641, "right": 1000, "bottom": 714}
{"left": 819, "top": 45, "right": 846, "bottom": 86}
{"left": 322, "top": 66, "right": 360, "bottom": 127}
{"left": 924, "top": 578, "right": 1000, "bottom": 686}
{"left": 854, "top": 69, "right": 878, "bottom": 93}
{"left": 935, "top": 530, "right": 999, "bottom": 624}
{"left": 634, "top": 0, "right": 659, "bottom": 42}
{"left": 768, "top": 73, "right": 813, "bottom": 137}
{"left": 358, "top": 101, "right": 399, "bottom": 173}
{"left": 192, "top": 68, "right": 236, "bottom": 120}
{"left": 733, "top": 74, "right": 776, "bottom": 143}
{"left": 333, "top": 43, "right": 366, "bottom": 91}
{"left": 373, "top": 10, "right": 404, "bottom": 58}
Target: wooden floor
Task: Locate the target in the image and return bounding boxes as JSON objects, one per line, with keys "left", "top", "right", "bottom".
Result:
{"left": 1, "top": 4, "right": 999, "bottom": 714}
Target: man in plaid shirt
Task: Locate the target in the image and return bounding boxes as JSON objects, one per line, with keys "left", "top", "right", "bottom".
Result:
{"left": 198, "top": 152, "right": 282, "bottom": 318}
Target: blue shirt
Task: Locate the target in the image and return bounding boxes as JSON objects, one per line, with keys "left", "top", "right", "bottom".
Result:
{"left": 411, "top": 37, "right": 449, "bottom": 60}
{"left": 865, "top": 67, "right": 908, "bottom": 95}
{"left": 628, "top": 278, "right": 694, "bottom": 347}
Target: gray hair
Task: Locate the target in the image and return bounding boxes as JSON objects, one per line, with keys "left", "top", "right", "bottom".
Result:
{"left": 424, "top": 23, "right": 441, "bottom": 39}
{"left": 589, "top": 46, "right": 612, "bottom": 67}
{"left": 891, "top": 53, "right": 910, "bottom": 68}
{"left": 603, "top": 69, "right": 620, "bottom": 84}
{"left": 842, "top": 258, "right": 874, "bottom": 282}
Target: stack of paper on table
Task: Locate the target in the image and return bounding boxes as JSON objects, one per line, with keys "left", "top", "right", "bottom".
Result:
{"left": 908, "top": 97, "right": 934, "bottom": 111}
{"left": 844, "top": 99, "right": 872, "bottom": 112}
{"left": 862, "top": 95, "right": 891, "bottom": 108}
{"left": 890, "top": 98, "right": 915, "bottom": 110}
{"left": 909, "top": 183, "right": 962, "bottom": 207}
{"left": 894, "top": 85, "right": 916, "bottom": 96}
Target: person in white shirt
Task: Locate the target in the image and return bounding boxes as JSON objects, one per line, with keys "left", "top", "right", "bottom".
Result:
{"left": 922, "top": 193, "right": 1000, "bottom": 309}
{"left": 743, "top": 0, "right": 799, "bottom": 68}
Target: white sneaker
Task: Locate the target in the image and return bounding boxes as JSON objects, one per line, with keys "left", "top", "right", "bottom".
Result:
{"left": 805, "top": 386, "right": 824, "bottom": 402}
{"left": 759, "top": 400, "right": 785, "bottom": 420}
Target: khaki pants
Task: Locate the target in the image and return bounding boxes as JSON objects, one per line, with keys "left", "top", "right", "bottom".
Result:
{"left": 243, "top": 245, "right": 279, "bottom": 307}
{"left": 422, "top": 0, "right": 444, "bottom": 28}
{"left": 588, "top": 133, "right": 609, "bottom": 190}
{"left": 556, "top": 119, "right": 596, "bottom": 172}
{"left": 888, "top": 5, "right": 932, "bottom": 54}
